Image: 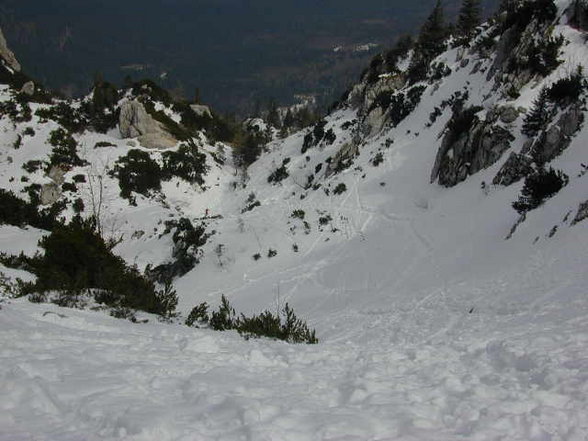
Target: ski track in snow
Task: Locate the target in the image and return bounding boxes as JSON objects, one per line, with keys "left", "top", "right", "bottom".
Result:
{"left": 1, "top": 293, "right": 587, "bottom": 441}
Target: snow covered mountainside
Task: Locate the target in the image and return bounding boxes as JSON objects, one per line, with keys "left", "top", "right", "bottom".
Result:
{"left": 1, "top": 0, "right": 588, "bottom": 439}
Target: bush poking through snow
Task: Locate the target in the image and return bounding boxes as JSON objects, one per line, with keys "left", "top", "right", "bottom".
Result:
{"left": 268, "top": 161, "right": 289, "bottom": 184}
{"left": 512, "top": 167, "right": 569, "bottom": 214}
{"left": 185, "top": 302, "right": 209, "bottom": 327}
{"left": 112, "top": 149, "right": 162, "bottom": 200}
{"left": 194, "top": 295, "right": 318, "bottom": 343}
{"left": 17, "top": 216, "right": 168, "bottom": 315}
{"left": 333, "top": 183, "right": 347, "bottom": 195}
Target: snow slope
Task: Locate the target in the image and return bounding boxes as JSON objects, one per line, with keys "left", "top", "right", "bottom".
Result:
{"left": 1, "top": 1, "right": 588, "bottom": 439}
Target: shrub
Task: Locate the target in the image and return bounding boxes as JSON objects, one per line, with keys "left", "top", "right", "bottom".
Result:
{"left": 200, "top": 295, "right": 317, "bottom": 343}
{"left": 112, "top": 149, "right": 162, "bottom": 199}
{"left": 36, "top": 102, "right": 88, "bottom": 133}
{"left": 209, "top": 295, "right": 238, "bottom": 331}
{"left": 252, "top": 253, "right": 261, "bottom": 261}
{"left": 242, "top": 193, "right": 261, "bottom": 213}
{"left": 371, "top": 152, "right": 384, "bottom": 166}
{"left": 268, "top": 163, "right": 289, "bottom": 184}
{"left": 185, "top": 302, "right": 209, "bottom": 327}
{"left": 22, "top": 160, "right": 44, "bottom": 174}
{"left": 291, "top": 209, "right": 305, "bottom": 220}
{"left": 162, "top": 142, "right": 208, "bottom": 185}
{"left": 333, "top": 183, "right": 347, "bottom": 195}
{"left": 0, "top": 189, "right": 59, "bottom": 230}
{"left": 522, "top": 88, "right": 553, "bottom": 137}
{"left": 23, "top": 127, "right": 35, "bottom": 136}
{"left": 267, "top": 249, "right": 277, "bottom": 258}
{"left": 22, "top": 216, "right": 166, "bottom": 314}
{"left": 146, "top": 218, "right": 208, "bottom": 283}
{"left": 546, "top": 71, "right": 586, "bottom": 105}
{"left": 48, "top": 128, "right": 86, "bottom": 168}
{"left": 512, "top": 167, "right": 568, "bottom": 214}
{"left": 155, "top": 281, "right": 179, "bottom": 318}
{"left": 94, "top": 141, "right": 116, "bottom": 148}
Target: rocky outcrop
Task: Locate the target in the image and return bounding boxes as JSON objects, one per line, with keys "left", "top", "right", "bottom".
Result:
{"left": 20, "top": 81, "right": 35, "bottom": 96}
{"left": 0, "top": 27, "right": 21, "bottom": 72}
{"left": 352, "top": 73, "right": 406, "bottom": 137}
{"left": 570, "top": 0, "right": 588, "bottom": 30}
{"left": 492, "top": 152, "right": 534, "bottom": 186}
{"left": 431, "top": 109, "right": 515, "bottom": 187}
{"left": 190, "top": 104, "right": 212, "bottom": 118}
{"left": 571, "top": 200, "right": 588, "bottom": 225}
{"left": 523, "top": 103, "right": 583, "bottom": 165}
{"left": 119, "top": 100, "right": 177, "bottom": 149}
{"left": 326, "top": 142, "right": 360, "bottom": 177}
{"left": 40, "top": 183, "right": 61, "bottom": 206}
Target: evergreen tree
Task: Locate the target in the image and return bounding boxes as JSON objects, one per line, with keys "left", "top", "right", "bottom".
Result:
{"left": 522, "top": 88, "right": 553, "bottom": 137}
{"left": 408, "top": 0, "right": 447, "bottom": 83}
{"left": 456, "top": 0, "right": 481, "bottom": 41}
{"left": 266, "top": 99, "right": 281, "bottom": 129}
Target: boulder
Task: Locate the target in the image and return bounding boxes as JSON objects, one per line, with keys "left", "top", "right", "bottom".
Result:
{"left": 47, "top": 165, "right": 67, "bottom": 186}
{"left": 119, "top": 100, "right": 178, "bottom": 149}
{"left": 0, "top": 27, "right": 20, "bottom": 72}
{"left": 190, "top": 104, "right": 212, "bottom": 118}
{"left": 40, "top": 183, "right": 61, "bottom": 206}
{"left": 20, "top": 81, "right": 35, "bottom": 96}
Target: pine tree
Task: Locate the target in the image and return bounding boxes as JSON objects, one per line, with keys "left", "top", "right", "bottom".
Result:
{"left": 408, "top": 0, "right": 447, "bottom": 83}
{"left": 266, "top": 99, "right": 281, "bottom": 129}
{"left": 522, "top": 88, "right": 553, "bottom": 137}
{"left": 456, "top": 0, "right": 481, "bottom": 41}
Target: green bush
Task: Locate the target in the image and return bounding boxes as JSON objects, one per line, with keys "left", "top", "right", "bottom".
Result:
{"left": 112, "top": 149, "right": 162, "bottom": 199}
{"left": 512, "top": 167, "right": 568, "bottom": 214}
{"left": 48, "top": 128, "right": 86, "bottom": 168}
{"left": 268, "top": 159, "right": 290, "bottom": 184}
{"left": 21, "top": 216, "right": 167, "bottom": 314}
{"left": 36, "top": 102, "right": 88, "bottom": 133}
{"left": 185, "top": 302, "right": 209, "bottom": 327}
{"left": 291, "top": 209, "right": 305, "bottom": 220}
{"left": 197, "top": 295, "right": 317, "bottom": 343}
{"left": 333, "top": 183, "right": 347, "bottom": 195}
{"left": 146, "top": 218, "right": 208, "bottom": 283}
{"left": 0, "top": 189, "right": 60, "bottom": 230}
{"left": 162, "top": 142, "right": 208, "bottom": 185}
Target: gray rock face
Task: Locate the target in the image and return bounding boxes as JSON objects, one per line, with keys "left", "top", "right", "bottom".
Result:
{"left": 0, "top": 27, "right": 20, "bottom": 72}
{"left": 528, "top": 104, "right": 583, "bottom": 165}
{"left": 40, "top": 183, "right": 61, "bottom": 206}
{"left": 119, "top": 100, "right": 177, "bottom": 149}
{"left": 492, "top": 152, "right": 534, "bottom": 186}
{"left": 47, "top": 165, "right": 67, "bottom": 186}
{"left": 431, "top": 115, "right": 515, "bottom": 187}
{"left": 326, "top": 142, "right": 359, "bottom": 177}
{"left": 572, "top": 200, "right": 588, "bottom": 225}
{"left": 20, "top": 81, "right": 35, "bottom": 96}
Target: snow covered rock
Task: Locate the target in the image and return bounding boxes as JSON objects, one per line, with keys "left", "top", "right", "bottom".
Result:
{"left": 119, "top": 100, "right": 177, "bottom": 149}
{"left": 20, "top": 81, "right": 35, "bottom": 96}
{"left": 431, "top": 111, "right": 514, "bottom": 187}
{"left": 190, "top": 104, "right": 212, "bottom": 118}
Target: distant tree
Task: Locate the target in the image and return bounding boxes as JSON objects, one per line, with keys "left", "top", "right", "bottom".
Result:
{"left": 408, "top": 0, "right": 448, "bottom": 83}
{"left": 266, "top": 99, "right": 281, "bottom": 129}
{"left": 456, "top": 0, "right": 481, "bottom": 42}
{"left": 512, "top": 167, "right": 568, "bottom": 213}
{"left": 522, "top": 88, "right": 553, "bottom": 137}
{"left": 194, "top": 87, "right": 201, "bottom": 104}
